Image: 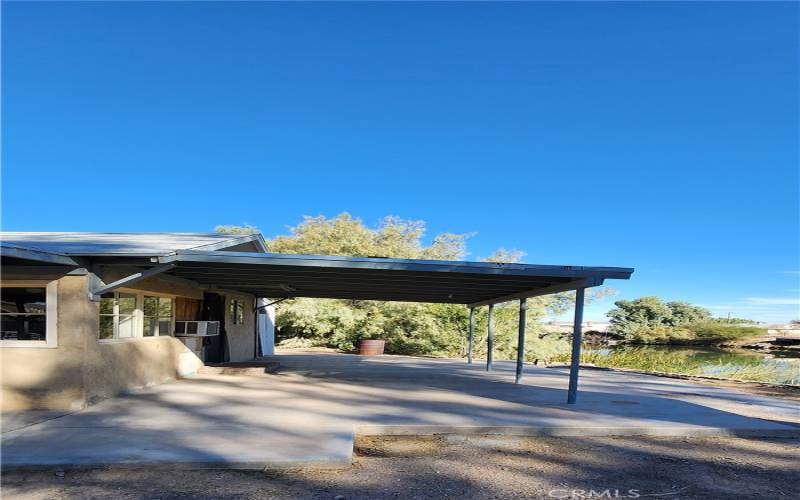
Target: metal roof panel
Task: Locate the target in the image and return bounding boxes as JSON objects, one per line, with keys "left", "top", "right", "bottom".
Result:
{"left": 0, "top": 232, "right": 265, "bottom": 256}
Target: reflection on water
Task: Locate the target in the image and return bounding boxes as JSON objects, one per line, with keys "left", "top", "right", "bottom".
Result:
{"left": 581, "top": 345, "right": 800, "bottom": 385}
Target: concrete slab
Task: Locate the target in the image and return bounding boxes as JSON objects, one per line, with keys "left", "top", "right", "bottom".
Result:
{"left": 1, "top": 410, "right": 74, "bottom": 434}
{"left": 2, "top": 352, "right": 798, "bottom": 469}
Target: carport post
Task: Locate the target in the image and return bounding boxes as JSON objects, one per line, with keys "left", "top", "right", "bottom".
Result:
{"left": 486, "top": 304, "right": 494, "bottom": 371}
{"left": 515, "top": 298, "right": 527, "bottom": 383}
{"left": 467, "top": 307, "right": 475, "bottom": 364}
{"left": 566, "top": 287, "right": 586, "bottom": 404}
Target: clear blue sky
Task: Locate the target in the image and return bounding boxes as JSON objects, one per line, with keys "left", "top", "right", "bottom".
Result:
{"left": 2, "top": 2, "right": 798, "bottom": 323}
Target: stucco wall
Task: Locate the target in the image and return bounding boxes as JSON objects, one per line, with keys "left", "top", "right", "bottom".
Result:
{"left": 224, "top": 294, "right": 256, "bottom": 362}
{"left": 1, "top": 276, "right": 88, "bottom": 410}
{"left": 0, "top": 273, "right": 253, "bottom": 411}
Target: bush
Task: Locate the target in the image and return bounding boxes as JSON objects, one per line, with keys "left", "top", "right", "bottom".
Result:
{"left": 622, "top": 324, "right": 693, "bottom": 344}
{"left": 617, "top": 322, "right": 766, "bottom": 345}
{"left": 276, "top": 337, "right": 323, "bottom": 349}
{"left": 686, "top": 322, "right": 765, "bottom": 344}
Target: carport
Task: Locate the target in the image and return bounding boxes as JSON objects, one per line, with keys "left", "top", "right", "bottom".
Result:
{"left": 95, "top": 250, "right": 633, "bottom": 403}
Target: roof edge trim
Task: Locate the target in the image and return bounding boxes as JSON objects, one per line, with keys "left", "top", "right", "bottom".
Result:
{"left": 160, "top": 249, "right": 634, "bottom": 280}
{"left": 188, "top": 234, "right": 269, "bottom": 253}
{"left": 0, "top": 244, "right": 81, "bottom": 267}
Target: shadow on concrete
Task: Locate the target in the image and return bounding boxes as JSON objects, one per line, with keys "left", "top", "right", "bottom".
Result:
{"left": 2, "top": 352, "right": 798, "bottom": 471}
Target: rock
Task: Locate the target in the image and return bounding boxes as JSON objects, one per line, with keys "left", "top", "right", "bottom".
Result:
{"left": 54, "top": 469, "right": 65, "bottom": 477}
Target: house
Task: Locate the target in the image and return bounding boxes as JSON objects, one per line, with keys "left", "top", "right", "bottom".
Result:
{"left": 1, "top": 232, "right": 269, "bottom": 411}
{"left": 1, "top": 232, "right": 634, "bottom": 410}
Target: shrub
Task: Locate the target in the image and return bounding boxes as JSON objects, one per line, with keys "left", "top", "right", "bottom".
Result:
{"left": 685, "top": 322, "right": 766, "bottom": 344}
{"left": 622, "top": 324, "right": 693, "bottom": 344}
{"left": 276, "top": 337, "right": 323, "bottom": 349}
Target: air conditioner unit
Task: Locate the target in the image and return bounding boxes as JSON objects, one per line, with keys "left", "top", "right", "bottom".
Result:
{"left": 174, "top": 321, "right": 220, "bottom": 337}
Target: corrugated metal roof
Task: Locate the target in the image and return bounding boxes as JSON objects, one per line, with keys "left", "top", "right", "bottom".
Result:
{"left": 0, "top": 233, "right": 633, "bottom": 306}
{"left": 0, "top": 232, "right": 265, "bottom": 256}
{"left": 159, "top": 250, "right": 633, "bottom": 306}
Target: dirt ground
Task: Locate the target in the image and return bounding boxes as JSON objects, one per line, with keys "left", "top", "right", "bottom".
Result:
{"left": 3, "top": 435, "right": 798, "bottom": 499}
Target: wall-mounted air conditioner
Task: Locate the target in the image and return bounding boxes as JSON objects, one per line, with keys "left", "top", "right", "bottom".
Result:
{"left": 174, "top": 321, "right": 220, "bottom": 337}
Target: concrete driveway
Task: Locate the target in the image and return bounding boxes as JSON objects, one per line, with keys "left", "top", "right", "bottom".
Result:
{"left": 2, "top": 352, "right": 798, "bottom": 469}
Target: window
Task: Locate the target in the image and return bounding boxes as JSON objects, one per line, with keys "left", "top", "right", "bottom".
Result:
{"left": 143, "top": 295, "right": 173, "bottom": 337}
{"left": 1, "top": 282, "right": 58, "bottom": 348}
{"left": 99, "top": 291, "right": 175, "bottom": 341}
{"left": 230, "top": 299, "right": 244, "bottom": 325}
{"left": 1, "top": 287, "right": 46, "bottom": 341}
{"left": 99, "top": 292, "right": 137, "bottom": 340}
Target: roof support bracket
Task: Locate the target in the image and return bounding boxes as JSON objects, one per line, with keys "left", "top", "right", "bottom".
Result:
{"left": 467, "top": 277, "right": 604, "bottom": 308}
{"left": 88, "top": 263, "right": 176, "bottom": 301}
{"left": 254, "top": 296, "right": 291, "bottom": 312}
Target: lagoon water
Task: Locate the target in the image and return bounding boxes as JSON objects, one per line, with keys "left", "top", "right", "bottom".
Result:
{"left": 583, "top": 344, "right": 800, "bottom": 385}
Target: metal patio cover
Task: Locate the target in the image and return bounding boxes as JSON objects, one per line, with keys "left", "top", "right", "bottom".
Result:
{"left": 157, "top": 250, "right": 633, "bottom": 307}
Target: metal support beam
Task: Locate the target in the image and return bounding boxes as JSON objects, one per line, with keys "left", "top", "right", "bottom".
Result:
{"left": 88, "top": 263, "right": 176, "bottom": 301}
{"left": 467, "top": 307, "right": 475, "bottom": 364}
{"left": 515, "top": 298, "right": 527, "bottom": 384}
{"left": 567, "top": 287, "right": 586, "bottom": 404}
{"left": 486, "top": 304, "right": 494, "bottom": 371}
{"left": 254, "top": 296, "right": 290, "bottom": 313}
{"left": 467, "top": 277, "right": 602, "bottom": 308}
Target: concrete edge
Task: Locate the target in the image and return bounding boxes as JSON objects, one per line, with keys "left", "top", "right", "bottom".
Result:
{"left": 1, "top": 428, "right": 357, "bottom": 473}
{"left": 354, "top": 425, "right": 800, "bottom": 438}
{"left": 1, "top": 458, "right": 354, "bottom": 473}
{"left": 5, "top": 425, "right": 798, "bottom": 472}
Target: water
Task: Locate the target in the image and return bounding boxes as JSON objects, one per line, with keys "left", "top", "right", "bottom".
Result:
{"left": 581, "top": 344, "right": 800, "bottom": 385}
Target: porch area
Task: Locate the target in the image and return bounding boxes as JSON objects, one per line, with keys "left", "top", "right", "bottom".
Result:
{"left": 2, "top": 351, "right": 798, "bottom": 469}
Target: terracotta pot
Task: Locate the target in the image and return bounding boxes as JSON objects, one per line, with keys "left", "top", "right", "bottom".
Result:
{"left": 358, "top": 339, "right": 385, "bottom": 355}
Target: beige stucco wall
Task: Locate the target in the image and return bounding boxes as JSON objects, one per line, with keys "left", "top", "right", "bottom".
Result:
{"left": 1, "top": 273, "right": 255, "bottom": 411}
{"left": 1, "top": 276, "right": 88, "bottom": 410}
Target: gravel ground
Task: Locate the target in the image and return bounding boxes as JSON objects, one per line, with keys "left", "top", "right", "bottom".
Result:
{"left": 3, "top": 435, "right": 798, "bottom": 499}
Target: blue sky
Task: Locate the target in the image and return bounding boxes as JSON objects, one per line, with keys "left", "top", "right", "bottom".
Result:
{"left": 2, "top": 2, "right": 798, "bottom": 323}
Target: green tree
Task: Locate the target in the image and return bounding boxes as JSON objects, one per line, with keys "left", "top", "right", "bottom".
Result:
{"left": 608, "top": 297, "right": 674, "bottom": 332}
{"left": 608, "top": 296, "right": 761, "bottom": 344}
{"left": 215, "top": 223, "right": 260, "bottom": 235}
{"left": 665, "top": 301, "right": 711, "bottom": 326}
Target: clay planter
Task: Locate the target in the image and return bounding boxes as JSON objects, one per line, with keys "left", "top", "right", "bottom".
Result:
{"left": 357, "top": 339, "right": 385, "bottom": 355}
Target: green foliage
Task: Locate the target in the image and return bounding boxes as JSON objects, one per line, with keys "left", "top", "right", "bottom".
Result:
{"left": 617, "top": 324, "right": 695, "bottom": 344}
{"left": 665, "top": 301, "right": 712, "bottom": 326}
{"left": 687, "top": 322, "right": 766, "bottom": 342}
{"left": 710, "top": 317, "right": 758, "bottom": 325}
{"left": 215, "top": 223, "right": 260, "bottom": 235}
{"left": 607, "top": 296, "right": 761, "bottom": 344}
{"left": 268, "top": 214, "right": 468, "bottom": 260}
{"left": 552, "top": 346, "right": 798, "bottom": 384}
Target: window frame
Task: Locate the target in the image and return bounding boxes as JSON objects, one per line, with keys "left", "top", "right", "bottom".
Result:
{"left": 98, "top": 291, "right": 139, "bottom": 341}
{"left": 142, "top": 294, "right": 175, "bottom": 338}
{"left": 0, "top": 281, "right": 58, "bottom": 349}
{"left": 98, "top": 289, "right": 175, "bottom": 343}
{"left": 230, "top": 298, "right": 245, "bottom": 325}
